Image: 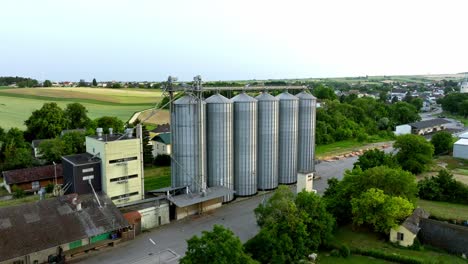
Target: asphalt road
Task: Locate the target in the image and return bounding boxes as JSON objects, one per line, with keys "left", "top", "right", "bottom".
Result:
{"left": 75, "top": 154, "right": 362, "bottom": 264}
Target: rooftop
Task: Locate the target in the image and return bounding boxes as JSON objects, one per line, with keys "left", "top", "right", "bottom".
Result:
{"left": 87, "top": 133, "right": 137, "bottom": 142}
{"left": 402, "top": 208, "right": 430, "bottom": 234}
{"left": 455, "top": 138, "right": 468, "bottom": 146}
{"left": 152, "top": 133, "right": 171, "bottom": 145}
{"left": 408, "top": 118, "right": 449, "bottom": 129}
{"left": 166, "top": 186, "right": 234, "bottom": 207}
{"left": 0, "top": 192, "right": 129, "bottom": 261}
{"left": 2, "top": 164, "right": 63, "bottom": 185}
{"left": 151, "top": 123, "right": 170, "bottom": 134}
{"left": 62, "top": 153, "right": 101, "bottom": 166}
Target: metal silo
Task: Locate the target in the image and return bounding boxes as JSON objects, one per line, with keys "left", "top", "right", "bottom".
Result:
{"left": 171, "top": 94, "right": 207, "bottom": 194}
{"left": 256, "top": 92, "right": 279, "bottom": 190}
{"left": 277, "top": 92, "right": 299, "bottom": 184}
{"left": 296, "top": 91, "right": 317, "bottom": 173}
{"left": 232, "top": 92, "right": 257, "bottom": 196}
{"left": 206, "top": 93, "right": 234, "bottom": 202}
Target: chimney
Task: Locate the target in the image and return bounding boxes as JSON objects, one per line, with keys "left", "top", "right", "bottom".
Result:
{"left": 126, "top": 128, "right": 134, "bottom": 138}
{"left": 96, "top": 127, "right": 103, "bottom": 138}
{"left": 109, "top": 127, "right": 113, "bottom": 136}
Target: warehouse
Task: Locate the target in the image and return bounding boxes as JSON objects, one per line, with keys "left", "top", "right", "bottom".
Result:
{"left": 0, "top": 193, "right": 129, "bottom": 264}
{"left": 408, "top": 118, "right": 449, "bottom": 135}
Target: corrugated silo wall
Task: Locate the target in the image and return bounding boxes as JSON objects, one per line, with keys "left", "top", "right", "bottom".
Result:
{"left": 256, "top": 93, "right": 279, "bottom": 190}
{"left": 277, "top": 92, "right": 299, "bottom": 184}
{"left": 206, "top": 94, "right": 234, "bottom": 202}
{"left": 233, "top": 93, "right": 258, "bottom": 196}
{"left": 171, "top": 95, "right": 206, "bottom": 193}
{"left": 297, "top": 91, "right": 317, "bottom": 173}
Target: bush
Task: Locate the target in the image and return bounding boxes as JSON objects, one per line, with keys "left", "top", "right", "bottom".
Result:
{"left": 357, "top": 132, "right": 369, "bottom": 142}
{"left": 153, "top": 154, "right": 171, "bottom": 166}
{"left": 12, "top": 185, "right": 25, "bottom": 199}
{"left": 339, "top": 244, "right": 350, "bottom": 258}
{"left": 330, "top": 249, "right": 341, "bottom": 257}
{"left": 45, "top": 182, "right": 54, "bottom": 193}
{"left": 352, "top": 248, "right": 424, "bottom": 264}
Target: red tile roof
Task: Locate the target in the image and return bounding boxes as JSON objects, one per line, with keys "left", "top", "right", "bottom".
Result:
{"left": 2, "top": 164, "right": 63, "bottom": 185}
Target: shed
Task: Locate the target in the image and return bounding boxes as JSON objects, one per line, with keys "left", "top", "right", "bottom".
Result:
{"left": 408, "top": 118, "right": 449, "bottom": 135}
{"left": 390, "top": 208, "right": 430, "bottom": 247}
{"left": 2, "top": 164, "right": 63, "bottom": 194}
{"left": 453, "top": 139, "right": 468, "bottom": 159}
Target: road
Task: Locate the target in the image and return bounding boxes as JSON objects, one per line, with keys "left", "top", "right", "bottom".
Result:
{"left": 75, "top": 155, "right": 361, "bottom": 264}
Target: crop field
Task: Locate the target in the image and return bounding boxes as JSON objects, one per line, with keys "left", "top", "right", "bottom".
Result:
{"left": 0, "top": 87, "right": 168, "bottom": 129}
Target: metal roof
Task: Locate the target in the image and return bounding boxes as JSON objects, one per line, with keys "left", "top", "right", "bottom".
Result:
{"left": 62, "top": 153, "right": 101, "bottom": 166}
{"left": 401, "top": 208, "right": 430, "bottom": 234}
{"left": 408, "top": 118, "right": 449, "bottom": 129}
{"left": 205, "top": 93, "right": 232, "bottom": 104}
{"left": 152, "top": 133, "right": 171, "bottom": 145}
{"left": 232, "top": 92, "right": 257, "bottom": 102}
{"left": 166, "top": 186, "right": 235, "bottom": 208}
{"left": 455, "top": 138, "right": 468, "bottom": 146}
{"left": 2, "top": 164, "right": 63, "bottom": 185}
{"left": 0, "top": 192, "right": 129, "bottom": 262}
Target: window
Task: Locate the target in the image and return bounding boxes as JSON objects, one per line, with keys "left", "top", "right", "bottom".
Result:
{"left": 397, "top": 232, "right": 404, "bottom": 241}
{"left": 110, "top": 174, "right": 139, "bottom": 183}
{"left": 109, "top": 156, "right": 138, "bottom": 164}
{"left": 111, "top": 191, "right": 139, "bottom": 200}
{"left": 31, "top": 181, "right": 40, "bottom": 189}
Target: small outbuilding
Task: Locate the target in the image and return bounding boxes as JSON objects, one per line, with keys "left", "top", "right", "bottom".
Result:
{"left": 2, "top": 164, "right": 63, "bottom": 194}
{"left": 395, "top": 124, "right": 412, "bottom": 135}
{"left": 453, "top": 138, "right": 468, "bottom": 159}
{"left": 390, "top": 208, "right": 430, "bottom": 247}
{"left": 408, "top": 118, "right": 450, "bottom": 135}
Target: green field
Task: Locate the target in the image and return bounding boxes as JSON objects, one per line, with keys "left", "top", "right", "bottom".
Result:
{"left": 315, "top": 136, "right": 393, "bottom": 159}
{"left": 418, "top": 199, "right": 468, "bottom": 221}
{"left": 332, "top": 225, "right": 467, "bottom": 264}
{"left": 318, "top": 255, "right": 393, "bottom": 264}
{"left": 0, "top": 87, "right": 165, "bottom": 129}
{"left": 144, "top": 166, "right": 171, "bottom": 191}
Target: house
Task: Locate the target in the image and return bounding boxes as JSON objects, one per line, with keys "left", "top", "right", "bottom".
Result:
{"left": 151, "top": 133, "right": 171, "bottom": 157}
{"left": 0, "top": 192, "right": 130, "bottom": 264}
{"left": 31, "top": 139, "right": 46, "bottom": 158}
{"left": 390, "top": 208, "right": 430, "bottom": 247}
{"left": 408, "top": 118, "right": 450, "bottom": 135}
{"left": 453, "top": 138, "right": 468, "bottom": 159}
{"left": 390, "top": 88, "right": 407, "bottom": 102}
{"left": 2, "top": 164, "right": 63, "bottom": 193}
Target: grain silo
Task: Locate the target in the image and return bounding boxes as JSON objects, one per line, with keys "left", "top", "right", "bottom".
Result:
{"left": 277, "top": 92, "right": 299, "bottom": 184}
{"left": 171, "top": 94, "right": 207, "bottom": 193}
{"left": 256, "top": 92, "right": 279, "bottom": 190}
{"left": 296, "top": 91, "right": 317, "bottom": 173}
{"left": 206, "top": 93, "right": 234, "bottom": 202}
{"left": 232, "top": 92, "right": 257, "bottom": 196}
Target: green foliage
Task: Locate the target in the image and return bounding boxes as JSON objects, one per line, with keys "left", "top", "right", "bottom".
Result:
{"left": 94, "top": 116, "right": 124, "bottom": 133}
{"left": 352, "top": 248, "right": 425, "bottom": 264}
{"left": 247, "top": 187, "right": 335, "bottom": 263}
{"left": 64, "top": 103, "right": 90, "bottom": 129}
{"left": 394, "top": 134, "right": 434, "bottom": 174}
{"left": 154, "top": 154, "right": 171, "bottom": 166}
{"left": 312, "top": 84, "right": 337, "bottom": 100}
{"left": 12, "top": 185, "right": 25, "bottom": 198}
{"left": 353, "top": 149, "right": 398, "bottom": 171}
{"left": 180, "top": 225, "right": 258, "bottom": 264}
{"left": 45, "top": 182, "right": 54, "bottom": 193}
{"left": 2, "top": 144, "right": 34, "bottom": 170}
{"left": 340, "top": 244, "right": 351, "bottom": 258}
{"left": 351, "top": 188, "right": 414, "bottom": 233}
{"left": 390, "top": 102, "right": 421, "bottom": 125}
{"left": 324, "top": 166, "right": 418, "bottom": 224}
{"left": 0, "top": 76, "right": 38, "bottom": 86}
{"left": 431, "top": 131, "right": 454, "bottom": 155}
{"left": 17, "top": 79, "right": 39, "bottom": 88}
{"left": 61, "top": 132, "right": 85, "bottom": 154}
{"left": 92, "top": 78, "right": 97, "bottom": 87}
{"left": 24, "top": 102, "right": 68, "bottom": 140}
{"left": 439, "top": 92, "right": 468, "bottom": 116}
{"left": 43, "top": 80, "right": 52, "bottom": 87}
{"left": 39, "top": 139, "right": 66, "bottom": 163}
{"left": 418, "top": 169, "right": 468, "bottom": 204}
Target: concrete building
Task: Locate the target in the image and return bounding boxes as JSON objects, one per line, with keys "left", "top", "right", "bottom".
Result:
{"left": 0, "top": 193, "right": 129, "bottom": 264}
{"left": 453, "top": 138, "right": 468, "bottom": 159}
{"left": 62, "top": 153, "right": 102, "bottom": 195}
{"left": 2, "top": 164, "right": 63, "bottom": 194}
{"left": 390, "top": 208, "right": 429, "bottom": 247}
{"left": 296, "top": 172, "right": 315, "bottom": 193}
{"left": 150, "top": 133, "right": 171, "bottom": 157}
{"left": 120, "top": 197, "right": 170, "bottom": 231}
{"left": 85, "top": 129, "right": 145, "bottom": 206}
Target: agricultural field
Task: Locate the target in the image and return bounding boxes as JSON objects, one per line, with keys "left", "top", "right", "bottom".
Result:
{"left": 0, "top": 87, "right": 169, "bottom": 129}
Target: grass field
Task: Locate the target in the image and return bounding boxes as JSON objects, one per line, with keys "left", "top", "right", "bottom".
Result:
{"left": 0, "top": 87, "right": 166, "bottom": 129}
{"left": 418, "top": 199, "right": 468, "bottom": 221}
{"left": 0, "top": 194, "right": 53, "bottom": 208}
{"left": 333, "top": 225, "right": 467, "bottom": 264}
{"left": 318, "top": 255, "right": 393, "bottom": 264}
{"left": 315, "top": 136, "right": 393, "bottom": 159}
{"left": 144, "top": 166, "right": 171, "bottom": 191}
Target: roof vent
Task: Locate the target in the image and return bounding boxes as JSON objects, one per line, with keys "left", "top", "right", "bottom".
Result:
{"left": 126, "top": 128, "right": 134, "bottom": 138}
{"left": 96, "top": 127, "right": 103, "bottom": 139}
{"left": 109, "top": 128, "right": 113, "bottom": 136}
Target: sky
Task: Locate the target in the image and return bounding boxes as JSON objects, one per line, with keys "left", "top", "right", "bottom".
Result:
{"left": 1, "top": 0, "right": 467, "bottom": 82}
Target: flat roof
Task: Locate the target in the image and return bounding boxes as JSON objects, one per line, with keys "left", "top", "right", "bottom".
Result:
{"left": 87, "top": 134, "right": 137, "bottom": 142}
{"left": 167, "top": 186, "right": 235, "bottom": 207}
{"left": 459, "top": 131, "right": 468, "bottom": 139}
{"left": 62, "top": 153, "right": 101, "bottom": 166}
{"left": 455, "top": 138, "right": 468, "bottom": 146}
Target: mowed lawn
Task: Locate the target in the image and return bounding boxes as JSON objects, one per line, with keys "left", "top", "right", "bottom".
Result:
{"left": 0, "top": 94, "right": 154, "bottom": 129}
{"left": 318, "top": 255, "right": 393, "bottom": 264}
{"left": 144, "top": 166, "right": 171, "bottom": 191}
{"left": 418, "top": 199, "right": 468, "bottom": 221}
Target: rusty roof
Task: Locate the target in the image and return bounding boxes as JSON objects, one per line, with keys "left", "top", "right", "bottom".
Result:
{"left": 0, "top": 192, "right": 129, "bottom": 262}
{"left": 2, "top": 164, "right": 63, "bottom": 185}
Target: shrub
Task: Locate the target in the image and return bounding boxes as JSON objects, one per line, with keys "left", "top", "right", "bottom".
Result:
{"left": 352, "top": 248, "right": 424, "bottom": 264}
{"left": 45, "top": 182, "right": 54, "bottom": 193}
{"left": 153, "top": 154, "right": 171, "bottom": 167}
{"left": 330, "top": 249, "right": 341, "bottom": 257}
{"left": 12, "top": 185, "right": 25, "bottom": 199}
{"left": 339, "top": 244, "right": 350, "bottom": 258}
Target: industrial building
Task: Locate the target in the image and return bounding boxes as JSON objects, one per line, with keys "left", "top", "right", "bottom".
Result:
{"left": 62, "top": 153, "right": 102, "bottom": 195}
{"left": 85, "top": 128, "right": 145, "bottom": 206}
{"left": 0, "top": 193, "right": 129, "bottom": 264}
{"left": 408, "top": 118, "right": 450, "bottom": 135}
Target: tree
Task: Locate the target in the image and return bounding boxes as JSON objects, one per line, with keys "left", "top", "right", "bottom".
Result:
{"left": 394, "top": 134, "right": 434, "bottom": 174}
{"left": 418, "top": 169, "right": 468, "bottom": 204}
{"left": 353, "top": 149, "right": 398, "bottom": 171}
{"left": 92, "top": 78, "right": 97, "bottom": 87}
{"left": 94, "top": 116, "right": 124, "bottom": 133}
{"left": 312, "top": 84, "right": 337, "bottom": 100}
{"left": 78, "top": 79, "right": 87, "bottom": 87}
{"left": 390, "top": 102, "right": 420, "bottom": 125}
{"left": 39, "top": 139, "right": 67, "bottom": 163}
{"left": 24, "top": 103, "right": 68, "bottom": 140}
{"left": 351, "top": 188, "right": 414, "bottom": 233}
{"left": 431, "top": 131, "right": 454, "bottom": 155}
{"left": 154, "top": 154, "right": 171, "bottom": 166}
{"left": 62, "top": 132, "right": 85, "bottom": 154}
{"left": 64, "top": 103, "right": 90, "bottom": 129}
{"left": 2, "top": 143, "right": 35, "bottom": 170}
{"left": 180, "top": 225, "right": 257, "bottom": 264}
{"left": 410, "top": 98, "right": 423, "bottom": 112}
{"left": 43, "top": 80, "right": 52, "bottom": 87}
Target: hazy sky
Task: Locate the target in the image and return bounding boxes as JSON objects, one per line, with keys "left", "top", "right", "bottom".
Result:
{"left": 1, "top": 0, "right": 467, "bottom": 81}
